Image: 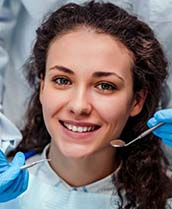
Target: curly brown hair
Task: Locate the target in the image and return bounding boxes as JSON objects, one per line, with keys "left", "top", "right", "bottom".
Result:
{"left": 11, "top": 1, "right": 170, "bottom": 208}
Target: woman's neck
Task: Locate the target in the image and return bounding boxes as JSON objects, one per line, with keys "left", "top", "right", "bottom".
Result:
{"left": 48, "top": 142, "right": 120, "bottom": 187}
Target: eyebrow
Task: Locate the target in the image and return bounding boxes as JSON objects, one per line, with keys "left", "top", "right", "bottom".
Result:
{"left": 49, "top": 65, "right": 74, "bottom": 74}
{"left": 92, "top": 71, "right": 124, "bottom": 81}
{"left": 49, "top": 65, "right": 124, "bottom": 81}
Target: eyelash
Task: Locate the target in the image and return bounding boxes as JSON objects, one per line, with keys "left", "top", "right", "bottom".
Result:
{"left": 96, "top": 82, "right": 117, "bottom": 92}
{"left": 52, "top": 77, "right": 117, "bottom": 92}
{"left": 52, "top": 77, "right": 71, "bottom": 86}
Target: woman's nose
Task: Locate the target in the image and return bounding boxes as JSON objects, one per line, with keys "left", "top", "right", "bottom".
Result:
{"left": 68, "top": 89, "right": 92, "bottom": 116}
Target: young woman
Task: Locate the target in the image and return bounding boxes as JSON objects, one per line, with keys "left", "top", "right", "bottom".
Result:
{"left": 1, "top": 1, "right": 172, "bottom": 208}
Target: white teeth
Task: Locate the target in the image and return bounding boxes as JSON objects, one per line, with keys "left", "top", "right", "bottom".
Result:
{"left": 78, "top": 127, "right": 83, "bottom": 132}
{"left": 83, "top": 127, "right": 87, "bottom": 132}
{"left": 88, "top": 127, "right": 92, "bottom": 131}
{"left": 73, "top": 126, "right": 78, "bottom": 132}
{"left": 64, "top": 123, "right": 96, "bottom": 133}
{"left": 91, "top": 126, "right": 95, "bottom": 131}
{"left": 69, "top": 125, "right": 73, "bottom": 130}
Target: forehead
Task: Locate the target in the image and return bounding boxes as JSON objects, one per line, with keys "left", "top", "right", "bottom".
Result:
{"left": 46, "top": 28, "right": 134, "bottom": 77}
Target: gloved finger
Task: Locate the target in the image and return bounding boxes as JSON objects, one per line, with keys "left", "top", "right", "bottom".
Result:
{"left": 0, "top": 170, "right": 28, "bottom": 194}
{"left": 154, "top": 109, "right": 172, "bottom": 122}
{"left": 0, "top": 179, "right": 25, "bottom": 202}
{"left": 0, "top": 150, "right": 9, "bottom": 172}
{"left": 12, "top": 169, "right": 29, "bottom": 194}
{"left": 147, "top": 119, "right": 172, "bottom": 131}
{"left": 151, "top": 130, "right": 172, "bottom": 140}
{"left": 157, "top": 124, "right": 172, "bottom": 133}
{"left": 21, "top": 169, "right": 29, "bottom": 191}
{"left": 0, "top": 188, "right": 20, "bottom": 202}
{"left": 0, "top": 165, "right": 20, "bottom": 188}
{"left": 0, "top": 152, "right": 25, "bottom": 188}
{"left": 162, "top": 138, "right": 172, "bottom": 147}
{"left": 147, "top": 118, "right": 157, "bottom": 128}
{"left": 0, "top": 167, "right": 29, "bottom": 200}
{"left": 152, "top": 124, "right": 172, "bottom": 134}
{"left": 10, "top": 152, "right": 26, "bottom": 167}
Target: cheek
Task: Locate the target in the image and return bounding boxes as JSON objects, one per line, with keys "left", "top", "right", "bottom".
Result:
{"left": 92, "top": 93, "right": 134, "bottom": 132}
{"left": 94, "top": 95, "right": 133, "bottom": 118}
{"left": 41, "top": 87, "right": 65, "bottom": 118}
{"left": 40, "top": 88, "right": 67, "bottom": 137}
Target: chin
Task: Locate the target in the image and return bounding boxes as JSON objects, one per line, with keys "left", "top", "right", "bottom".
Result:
{"left": 59, "top": 144, "right": 94, "bottom": 159}
{"left": 62, "top": 151, "right": 90, "bottom": 159}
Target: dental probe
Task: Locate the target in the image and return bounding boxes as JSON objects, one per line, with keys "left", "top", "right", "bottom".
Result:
{"left": 20, "top": 159, "right": 51, "bottom": 170}
{"left": 110, "top": 122, "right": 164, "bottom": 148}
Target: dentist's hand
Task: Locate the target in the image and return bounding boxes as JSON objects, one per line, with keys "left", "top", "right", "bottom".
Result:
{"left": 147, "top": 109, "right": 172, "bottom": 147}
{"left": 0, "top": 150, "right": 29, "bottom": 202}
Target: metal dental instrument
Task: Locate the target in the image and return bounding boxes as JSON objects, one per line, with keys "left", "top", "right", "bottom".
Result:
{"left": 110, "top": 122, "right": 164, "bottom": 148}
{"left": 20, "top": 159, "right": 51, "bottom": 170}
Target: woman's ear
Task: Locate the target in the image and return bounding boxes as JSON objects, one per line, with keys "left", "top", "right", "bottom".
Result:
{"left": 130, "top": 90, "right": 147, "bottom": 117}
{"left": 39, "top": 77, "right": 45, "bottom": 104}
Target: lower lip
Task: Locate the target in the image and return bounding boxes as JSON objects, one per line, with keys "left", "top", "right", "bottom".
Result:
{"left": 60, "top": 123, "right": 100, "bottom": 142}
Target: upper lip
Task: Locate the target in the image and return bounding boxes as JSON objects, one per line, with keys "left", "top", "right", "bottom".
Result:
{"left": 59, "top": 120, "right": 101, "bottom": 127}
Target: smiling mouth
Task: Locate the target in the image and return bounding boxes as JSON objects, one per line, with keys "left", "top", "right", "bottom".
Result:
{"left": 60, "top": 121, "right": 101, "bottom": 133}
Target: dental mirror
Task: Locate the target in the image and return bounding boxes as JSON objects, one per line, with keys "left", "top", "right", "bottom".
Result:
{"left": 110, "top": 122, "right": 164, "bottom": 148}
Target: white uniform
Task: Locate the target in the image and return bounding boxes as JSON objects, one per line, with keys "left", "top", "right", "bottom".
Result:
{"left": 0, "top": 145, "right": 172, "bottom": 209}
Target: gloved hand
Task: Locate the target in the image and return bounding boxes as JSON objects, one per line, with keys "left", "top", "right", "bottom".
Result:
{"left": 147, "top": 108, "right": 172, "bottom": 147}
{"left": 0, "top": 150, "right": 29, "bottom": 202}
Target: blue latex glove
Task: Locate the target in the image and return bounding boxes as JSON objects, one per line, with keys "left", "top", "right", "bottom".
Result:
{"left": 147, "top": 109, "right": 172, "bottom": 147}
{"left": 0, "top": 150, "right": 29, "bottom": 202}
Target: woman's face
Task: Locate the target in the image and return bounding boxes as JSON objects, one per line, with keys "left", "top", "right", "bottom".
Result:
{"left": 40, "top": 28, "right": 145, "bottom": 159}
